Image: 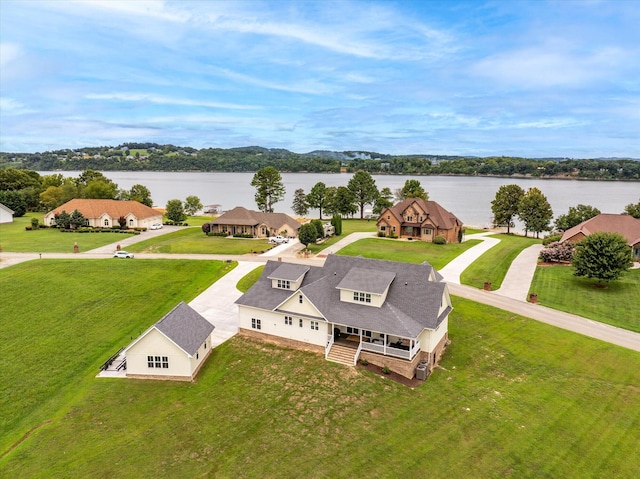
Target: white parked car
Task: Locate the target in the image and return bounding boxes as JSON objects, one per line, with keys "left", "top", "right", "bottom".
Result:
{"left": 113, "top": 251, "right": 134, "bottom": 259}
{"left": 150, "top": 223, "right": 163, "bottom": 230}
{"left": 268, "top": 235, "right": 289, "bottom": 244}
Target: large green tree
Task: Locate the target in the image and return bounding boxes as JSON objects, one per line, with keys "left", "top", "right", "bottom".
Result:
{"left": 298, "top": 223, "right": 319, "bottom": 248}
{"left": 623, "top": 198, "right": 640, "bottom": 219}
{"left": 0, "top": 190, "right": 27, "bottom": 217}
{"left": 555, "top": 204, "right": 601, "bottom": 231}
{"left": 491, "top": 184, "right": 525, "bottom": 234}
{"left": 126, "top": 184, "right": 153, "bottom": 207}
{"left": 518, "top": 187, "right": 553, "bottom": 238}
{"left": 183, "top": 195, "right": 203, "bottom": 216}
{"left": 372, "top": 187, "right": 394, "bottom": 215}
{"left": 573, "top": 232, "right": 632, "bottom": 284}
{"left": 291, "top": 188, "right": 309, "bottom": 217}
{"left": 332, "top": 186, "right": 357, "bottom": 217}
{"left": 250, "top": 166, "right": 285, "bottom": 213}
{"left": 306, "top": 182, "right": 329, "bottom": 219}
{"left": 347, "top": 171, "right": 378, "bottom": 219}
{"left": 395, "top": 179, "right": 428, "bottom": 201}
{"left": 166, "top": 199, "right": 186, "bottom": 223}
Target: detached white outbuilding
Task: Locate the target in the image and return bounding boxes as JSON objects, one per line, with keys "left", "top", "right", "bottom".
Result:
{"left": 125, "top": 302, "right": 214, "bottom": 381}
{"left": 0, "top": 203, "right": 15, "bottom": 223}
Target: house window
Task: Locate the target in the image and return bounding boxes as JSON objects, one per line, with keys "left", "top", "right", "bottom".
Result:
{"left": 353, "top": 292, "right": 371, "bottom": 303}
{"left": 251, "top": 318, "right": 261, "bottom": 330}
{"left": 387, "top": 215, "right": 390, "bottom": 219}
{"left": 407, "top": 215, "right": 413, "bottom": 222}
{"left": 147, "top": 355, "right": 168, "bottom": 368}
{"left": 129, "top": 219, "right": 134, "bottom": 226}
{"left": 346, "top": 326, "right": 359, "bottom": 335}
{"left": 380, "top": 225, "right": 386, "bottom": 231}
{"left": 423, "top": 228, "right": 432, "bottom": 235}
{"left": 285, "top": 315, "right": 292, "bottom": 325}
{"left": 363, "top": 330, "right": 372, "bottom": 338}
{"left": 392, "top": 226, "right": 396, "bottom": 232}
{"left": 299, "top": 318, "right": 303, "bottom": 328}
{"left": 277, "top": 279, "right": 291, "bottom": 289}
{"left": 261, "top": 226, "right": 267, "bottom": 235}
{"left": 196, "top": 352, "right": 199, "bottom": 359}
{"left": 419, "top": 216, "right": 423, "bottom": 222}
{"left": 104, "top": 219, "right": 109, "bottom": 227}
{"left": 299, "top": 294, "right": 303, "bottom": 304}
{"left": 50, "top": 217, "right": 55, "bottom": 225}
{"left": 84, "top": 219, "right": 89, "bottom": 226}
{"left": 310, "top": 321, "right": 319, "bottom": 331}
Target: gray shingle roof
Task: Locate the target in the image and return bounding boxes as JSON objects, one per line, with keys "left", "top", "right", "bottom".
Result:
{"left": 267, "top": 263, "right": 310, "bottom": 282}
{"left": 335, "top": 267, "right": 396, "bottom": 295}
{"left": 208, "top": 206, "right": 300, "bottom": 232}
{"left": 155, "top": 302, "right": 214, "bottom": 356}
{"left": 236, "top": 255, "right": 450, "bottom": 338}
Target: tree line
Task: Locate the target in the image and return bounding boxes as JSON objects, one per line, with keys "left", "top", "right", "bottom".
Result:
{"left": 2, "top": 143, "right": 639, "bottom": 180}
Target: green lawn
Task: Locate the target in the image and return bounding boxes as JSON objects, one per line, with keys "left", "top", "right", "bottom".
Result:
{"left": 530, "top": 265, "right": 640, "bottom": 333}
{"left": 2, "top": 284, "right": 639, "bottom": 478}
{"left": 460, "top": 234, "right": 541, "bottom": 289}
{"left": 237, "top": 265, "right": 265, "bottom": 292}
{"left": 305, "top": 218, "right": 378, "bottom": 254}
{"left": 0, "top": 259, "right": 235, "bottom": 455}
{"left": 336, "top": 237, "right": 482, "bottom": 270}
{"left": 127, "top": 227, "right": 274, "bottom": 254}
{"left": 0, "top": 213, "right": 137, "bottom": 252}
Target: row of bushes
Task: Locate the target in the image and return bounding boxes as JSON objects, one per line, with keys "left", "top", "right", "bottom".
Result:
{"left": 376, "top": 231, "right": 447, "bottom": 244}
{"left": 59, "top": 228, "right": 140, "bottom": 234}
{"left": 164, "top": 220, "right": 188, "bottom": 226}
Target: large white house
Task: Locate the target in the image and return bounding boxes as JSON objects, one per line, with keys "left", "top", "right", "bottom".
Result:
{"left": 44, "top": 198, "right": 162, "bottom": 229}
{"left": 125, "top": 302, "right": 215, "bottom": 381}
{"left": 235, "top": 255, "right": 452, "bottom": 379}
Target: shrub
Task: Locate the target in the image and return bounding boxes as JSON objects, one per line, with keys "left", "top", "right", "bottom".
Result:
{"left": 539, "top": 241, "right": 575, "bottom": 263}
{"left": 31, "top": 218, "right": 39, "bottom": 229}
{"left": 233, "top": 233, "right": 254, "bottom": 238}
{"left": 360, "top": 358, "right": 369, "bottom": 366}
{"left": 382, "top": 366, "right": 391, "bottom": 375}
{"left": 377, "top": 231, "right": 386, "bottom": 237}
{"left": 433, "top": 236, "right": 447, "bottom": 245}
{"left": 388, "top": 231, "right": 397, "bottom": 239}
{"left": 208, "top": 232, "right": 229, "bottom": 237}
{"left": 25, "top": 226, "right": 32, "bottom": 231}
{"left": 543, "top": 234, "right": 562, "bottom": 245}
{"left": 202, "top": 223, "right": 211, "bottom": 234}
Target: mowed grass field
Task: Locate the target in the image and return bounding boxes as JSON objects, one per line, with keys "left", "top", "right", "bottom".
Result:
{"left": 0, "top": 213, "right": 136, "bottom": 252}
{"left": 305, "top": 218, "right": 378, "bottom": 254}
{"left": 1, "top": 267, "right": 639, "bottom": 478}
{"left": 460, "top": 234, "right": 541, "bottom": 289}
{"left": 0, "top": 259, "right": 235, "bottom": 457}
{"left": 127, "top": 227, "right": 274, "bottom": 254}
{"left": 337, "top": 237, "right": 482, "bottom": 270}
{"left": 530, "top": 265, "right": 640, "bottom": 333}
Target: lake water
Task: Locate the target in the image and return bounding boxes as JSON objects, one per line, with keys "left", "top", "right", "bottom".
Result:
{"left": 43, "top": 171, "right": 639, "bottom": 232}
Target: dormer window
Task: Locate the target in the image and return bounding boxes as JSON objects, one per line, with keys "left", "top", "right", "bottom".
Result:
{"left": 277, "top": 279, "right": 290, "bottom": 289}
{"left": 353, "top": 292, "right": 371, "bottom": 303}
{"left": 407, "top": 215, "right": 413, "bottom": 222}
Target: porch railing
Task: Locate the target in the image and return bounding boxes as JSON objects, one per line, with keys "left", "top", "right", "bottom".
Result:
{"left": 360, "top": 342, "right": 420, "bottom": 360}
{"left": 325, "top": 333, "right": 334, "bottom": 359}
{"left": 354, "top": 341, "right": 363, "bottom": 366}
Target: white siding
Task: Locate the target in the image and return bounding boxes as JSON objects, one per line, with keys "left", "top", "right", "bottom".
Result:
{"left": 126, "top": 328, "right": 192, "bottom": 378}
{"left": 238, "top": 305, "right": 328, "bottom": 347}
{"left": 278, "top": 292, "right": 324, "bottom": 317}
{"left": 338, "top": 289, "right": 384, "bottom": 307}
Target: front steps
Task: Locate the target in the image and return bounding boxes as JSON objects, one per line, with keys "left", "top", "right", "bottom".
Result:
{"left": 327, "top": 342, "right": 358, "bottom": 366}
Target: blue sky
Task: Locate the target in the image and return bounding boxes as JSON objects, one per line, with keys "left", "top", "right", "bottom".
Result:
{"left": 1, "top": 0, "right": 638, "bottom": 157}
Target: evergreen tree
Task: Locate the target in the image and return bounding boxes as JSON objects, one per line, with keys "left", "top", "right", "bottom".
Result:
{"left": 298, "top": 223, "right": 319, "bottom": 248}
{"left": 291, "top": 188, "right": 309, "bottom": 216}
{"left": 347, "top": 170, "right": 378, "bottom": 219}
{"left": 250, "top": 166, "right": 285, "bottom": 213}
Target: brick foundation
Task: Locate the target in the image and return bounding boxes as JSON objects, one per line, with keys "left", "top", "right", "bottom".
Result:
{"left": 239, "top": 328, "right": 325, "bottom": 355}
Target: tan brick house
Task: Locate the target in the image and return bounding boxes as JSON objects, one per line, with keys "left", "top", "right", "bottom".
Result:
{"left": 376, "top": 199, "right": 463, "bottom": 243}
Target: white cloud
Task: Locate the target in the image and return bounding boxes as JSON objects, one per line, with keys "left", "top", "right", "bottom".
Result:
{"left": 0, "top": 43, "right": 21, "bottom": 68}
{"left": 85, "top": 93, "right": 260, "bottom": 110}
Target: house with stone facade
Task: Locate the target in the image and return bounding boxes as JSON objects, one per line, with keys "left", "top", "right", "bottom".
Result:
{"left": 235, "top": 255, "right": 452, "bottom": 379}
{"left": 377, "top": 199, "right": 463, "bottom": 243}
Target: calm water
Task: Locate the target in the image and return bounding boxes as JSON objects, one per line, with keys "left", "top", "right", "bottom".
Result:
{"left": 43, "top": 171, "right": 639, "bottom": 231}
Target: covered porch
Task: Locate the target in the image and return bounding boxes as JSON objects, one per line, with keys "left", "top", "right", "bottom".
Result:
{"left": 327, "top": 324, "right": 421, "bottom": 362}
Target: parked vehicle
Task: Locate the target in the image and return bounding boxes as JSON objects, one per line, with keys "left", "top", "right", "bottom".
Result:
{"left": 150, "top": 223, "right": 163, "bottom": 230}
{"left": 268, "top": 235, "right": 289, "bottom": 244}
{"left": 113, "top": 251, "right": 134, "bottom": 258}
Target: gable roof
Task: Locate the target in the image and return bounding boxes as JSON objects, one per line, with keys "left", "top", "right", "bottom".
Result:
{"left": 0, "top": 203, "right": 15, "bottom": 214}
{"left": 126, "top": 302, "right": 214, "bottom": 357}
{"left": 236, "top": 255, "right": 450, "bottom": 338}
{"left": 335, "top": 267, "right": 396, "bottom": 295}
{"left": 378, "top": 199, "right": 462, "bottom": 230}
{"left": 208, "top": 206, "right": 300, "bottom": 232}
{"left": 48, "top": 198, "right": 160, "bottom": 220}
{"left": 560, "top": 214, "right": 640, "bottom": 247}
{"left": 268, "top": 263, "right": 310, "bottom": 282}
